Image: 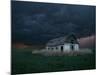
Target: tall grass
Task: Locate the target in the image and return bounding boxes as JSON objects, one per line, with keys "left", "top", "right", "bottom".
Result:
{"left": 12, "top": 48, "right": 96, "bottom": 74}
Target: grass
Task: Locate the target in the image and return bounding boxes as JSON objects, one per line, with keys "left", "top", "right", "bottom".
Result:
{"left": 12, "top": 48, "right": 96, "bottom": 74}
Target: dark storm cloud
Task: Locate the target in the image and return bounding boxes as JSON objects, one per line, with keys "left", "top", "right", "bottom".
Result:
{"left": 12, "top": 1, "right": 96, "bottom": 44}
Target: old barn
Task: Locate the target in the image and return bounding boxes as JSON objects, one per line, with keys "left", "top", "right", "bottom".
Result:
{"left": 46, "top": 34, "right": 79, "bottom": 52}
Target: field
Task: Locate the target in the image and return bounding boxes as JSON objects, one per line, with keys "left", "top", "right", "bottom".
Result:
{"left": 12, "top": 48, "right": 96, "bottom": 74}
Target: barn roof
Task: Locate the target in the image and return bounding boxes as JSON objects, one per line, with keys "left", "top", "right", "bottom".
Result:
{"left": 46, "top": 34, "right": 79, "bottom": 47}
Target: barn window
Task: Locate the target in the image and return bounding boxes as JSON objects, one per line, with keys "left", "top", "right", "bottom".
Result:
{"left": 71, "top": 39, "right": 74, "bottom": 44}
{"left": 51, "top": 48, "right": 53, "bottom": 50}
{"left": 56, "top": 47, "right": 58, "bottom": 50}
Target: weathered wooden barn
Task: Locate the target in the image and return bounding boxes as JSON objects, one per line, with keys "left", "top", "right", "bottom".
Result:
{"left": 46, "top": 34, "right": 79, "bottom": 52}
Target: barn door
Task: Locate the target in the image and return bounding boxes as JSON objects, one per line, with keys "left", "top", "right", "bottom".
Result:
{"left": 70, "top": 39, "right": 75, "bottom": 50}
{"left": 71, "top": 45, "right": 74, "bottom": 50}
{"left": 61, "top": 46, "right": 63, "bottom": 52}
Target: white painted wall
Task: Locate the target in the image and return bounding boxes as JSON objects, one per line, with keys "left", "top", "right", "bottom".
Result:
{"left": 64, "top": 43, "right": 79, "bottom": 51}
{"left": 57, "top": 46, "right": 62, "bottom": 51}
{"left": 46, "top": 46, "right": 49, "bottom": 50}
{"left": 64, "top": 43, "right": 71, "bottom": 52}
{"left": 74, "top": 44, "right": 79, "bottom": 51}
{"left": 46, "top": 43, "right": 79, "bottom": 52}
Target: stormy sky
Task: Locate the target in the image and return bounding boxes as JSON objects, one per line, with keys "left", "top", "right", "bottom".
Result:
{"left": 11, "top": 1, "right": 96, "bottom": 44}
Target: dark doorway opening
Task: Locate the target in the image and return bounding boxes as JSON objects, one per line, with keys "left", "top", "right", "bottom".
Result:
{"left": 61, "top": 46, "right": 63, "bottom": 52}
{"left": 71, "top": 45, "right": 74, "bottom": 50}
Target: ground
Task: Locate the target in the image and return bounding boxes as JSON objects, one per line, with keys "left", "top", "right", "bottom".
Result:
{"left": 12, "top": 48, "right": 96, "bottom": 74}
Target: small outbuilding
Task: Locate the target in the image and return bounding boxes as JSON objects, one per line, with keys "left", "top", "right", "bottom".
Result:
{"left": 46, "top": 34, "right": 79, "bottom": 52}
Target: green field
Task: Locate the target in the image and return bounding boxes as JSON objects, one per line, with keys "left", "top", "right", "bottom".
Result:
{"left": 12, "top": 48, "right": 96, "bottom": 74}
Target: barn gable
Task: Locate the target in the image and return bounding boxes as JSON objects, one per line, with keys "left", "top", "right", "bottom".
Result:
{"left": 46, "top": 34, "right": 79, "bottom": 47}
{"left": 65, "top": 34, "right": 79, "bottom": 44}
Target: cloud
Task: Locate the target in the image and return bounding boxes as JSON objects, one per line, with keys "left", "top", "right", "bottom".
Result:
{"left": 12, "top": 1, "right": 96, "bottom": 44}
